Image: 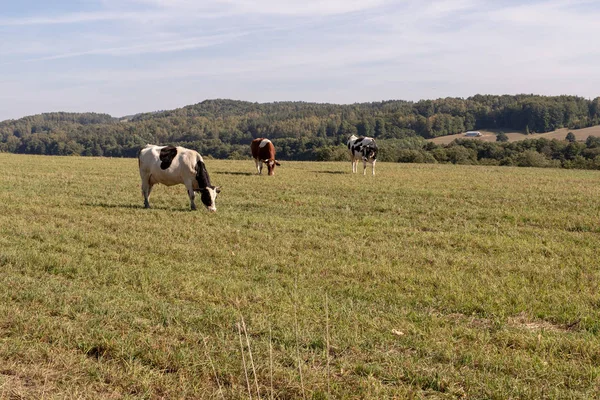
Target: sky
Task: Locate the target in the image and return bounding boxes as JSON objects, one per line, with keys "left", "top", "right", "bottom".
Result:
{"left": 1, "top": 0, "right": 599, "bottom": 120}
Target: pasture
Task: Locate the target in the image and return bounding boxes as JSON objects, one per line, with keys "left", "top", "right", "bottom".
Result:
{"left": 428, "top": 125, "right": 600, "bottom": 145}
{"left": 1, "top": 153, "right": 600, "bottom": 399}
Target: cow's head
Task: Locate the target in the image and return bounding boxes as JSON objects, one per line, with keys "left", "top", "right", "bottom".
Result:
{"left": 264, "top": 159, "right": 281, "bottom": 176}
{"left": 198, "top": 186, "right": 221, "bottom": 212}
{"left": 363, "top": 145, "right": 378, "bottom": 162}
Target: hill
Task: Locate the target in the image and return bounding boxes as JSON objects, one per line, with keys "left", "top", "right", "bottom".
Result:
{"left": 2, "top": 96, "right": 600, "bottom": 170}
{"left": 1, "top": 95, "right": 599, "bottom": 160}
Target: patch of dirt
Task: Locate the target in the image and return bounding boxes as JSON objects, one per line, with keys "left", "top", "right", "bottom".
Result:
{"left": 436, "top": 310, "right": 578, "bottom": 333}
{"left": 1, "top": 371, "right": 42, "bottom": 400}
{"left": 0, "top": 364, "right": 124, "bottom": 400}
{"left": 507, "top": 312, "right": 578, "bottom": 333}
{"left": 442, "top": 312, "right": 495, "bottom": 330}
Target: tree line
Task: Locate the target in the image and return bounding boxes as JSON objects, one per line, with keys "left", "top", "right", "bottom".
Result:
{"left": 393, "top": 136, "right": 600, "bottom": 169}
{"left": 1, "top": 95, "right": 599, "bottom": 169}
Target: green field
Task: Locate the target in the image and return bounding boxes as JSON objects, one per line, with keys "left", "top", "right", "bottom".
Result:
{"left": 1, "top": 153, "right": 600, "bottom": 399}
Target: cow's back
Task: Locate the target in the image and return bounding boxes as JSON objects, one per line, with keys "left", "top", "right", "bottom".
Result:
{"left": 138, "top": 144, "right": 160, "bottom": 172}
{"left": 349, "top": 136, "right": 374, "bottom": 153}
{"left": 251, "top": 138, "right": 274, "bottom": 160}
{"left": 139, "top": 145, "right": 201, "bottom": 187}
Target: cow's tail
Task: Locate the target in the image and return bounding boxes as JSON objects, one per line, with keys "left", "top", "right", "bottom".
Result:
{"left": 137, "top": 147, "right": 143, "bottom": 167}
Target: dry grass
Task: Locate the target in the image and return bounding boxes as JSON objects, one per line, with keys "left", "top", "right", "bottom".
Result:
{"left": 1, "top": 153, "right": 600, "bottom": 398}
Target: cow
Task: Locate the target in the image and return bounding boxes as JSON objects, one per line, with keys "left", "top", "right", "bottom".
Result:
{"left": 138, "top": 144, "right": 221, "bottom": 211}
{"left": 250, "top": 138, "right": 281, "bottom": 176}
{"left": 347, "top": 135, "right": 378, "bottom": 175}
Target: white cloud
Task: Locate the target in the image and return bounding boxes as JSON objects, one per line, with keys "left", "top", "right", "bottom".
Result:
{"left": 0, "top": 0, "right": 599, "bottom": 120}
{"left": 0, "top": 11, "right": 161, "bottom": 26}
{"left": 422, "top": 0, "right": 480, "bottom": 17}
{"left": 220, "top": 0, "right": 392, "bottom": 16}
{"left": 126, "top": 0, "right": 393, "bottom": 16}
{"left": 487, "top": 0, "right": 599, "bottom": 29}
{"left": 8, "top": 32, "right": 250, "bottom": 63}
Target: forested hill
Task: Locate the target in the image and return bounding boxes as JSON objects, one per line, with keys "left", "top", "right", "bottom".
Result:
{"left": 1, "top": 95, "right": 599, "bottom": 160}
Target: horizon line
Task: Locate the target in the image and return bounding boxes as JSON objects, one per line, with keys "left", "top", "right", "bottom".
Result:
{"left": 2, "top": 93, "right": 598, "bottom": 122}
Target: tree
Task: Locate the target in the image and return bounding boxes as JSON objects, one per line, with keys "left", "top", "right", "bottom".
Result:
{"left": 585, "top": 135, "right": 600, "bottom": 148}
{"left": 566, "top": 132, "right": 576, "bottom": 143}
{"left": 496, "top": 131, "right": 509, "bottom": 142}
{"left": 356, "top": 120, "right": 373, "bottom": 137}
{"left": 374, "top": 119, "right": 386, "bottom": 138}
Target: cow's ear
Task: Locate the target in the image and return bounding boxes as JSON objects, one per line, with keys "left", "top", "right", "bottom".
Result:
{"left": 275, "top": 161, "right": 281, "bottom": 166}
{"left": 215, "top": 186, "right": 221, "bottom": 193}
{"left": 263, "top": 159, "right": 269, "bottom": 163}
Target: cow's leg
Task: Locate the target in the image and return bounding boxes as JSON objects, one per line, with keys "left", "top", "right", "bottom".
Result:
{"left": 363, "top": 160, "right": 367, "bottom": 175}
{"left": 145, "top": 185, "right": 154, "bottom": 208}
{"left": 188, "top": 189, "right": 197, "bottom": 210}
{"left": 351, "top": 157, "right": 357, "bottom": 173}
{"left": 255, "top": 159, "right": 262, "bottom": 174}
{"left": 141, "top": 175, "right": 153, "bottom": 208}
{"left": 372, "top": 160, "right": 376, "bottom": 176}
{"left": 185, "top": 181, "right": 197, "bottom": 210}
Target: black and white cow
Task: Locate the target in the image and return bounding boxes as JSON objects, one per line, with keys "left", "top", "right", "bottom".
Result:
{"left": 347, "top": 135, "right": 378, "bottom": 175}
{"left": 138, "top": 144, "right": 221, "bottom": 211}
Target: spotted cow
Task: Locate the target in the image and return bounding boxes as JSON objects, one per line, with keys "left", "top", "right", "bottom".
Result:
{"left": 347, "top": 135, "right": 378, "bottom": 175}
{"left": 251, "top": 138, "right": 281, "bottom": 176}
{"left": 138, "top": 144, "right": 220, "bottom": 211}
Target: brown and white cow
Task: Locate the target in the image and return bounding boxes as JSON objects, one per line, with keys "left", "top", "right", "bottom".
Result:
{"left": 251, "top": 138, "right": 281, "bottom": 176}
{"left": 138, "top": 144, "right": 220, "bottom": 211}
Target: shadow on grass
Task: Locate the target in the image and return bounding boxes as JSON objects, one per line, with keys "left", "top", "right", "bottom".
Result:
{"left": 315, "top": 170, "right": 347, "bottom": 174}
{"left": 215, "top": 171, "right": 255, "bottom": 176}
{"left": 83, "top": 202, "right": 190, "bottom": 211}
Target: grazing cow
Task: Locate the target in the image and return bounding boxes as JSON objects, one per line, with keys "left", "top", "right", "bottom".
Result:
{"left": 347, "top": 135, "right": 378, "bottom": 175}
{"left": 251, "top": 138, "right": 281, "bottom": 176}
{"left": 138, "top": 144, "right": 221, "bottom": 211}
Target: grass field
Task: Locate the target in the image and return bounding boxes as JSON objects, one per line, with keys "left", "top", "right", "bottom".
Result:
{"left": 1, "top": 153, "right": 600, "bottom": 399}
{"left": 428, "top": 125, "right": 600, "bottom": 145}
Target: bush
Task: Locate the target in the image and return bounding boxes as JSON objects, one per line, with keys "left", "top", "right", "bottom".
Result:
{"left": 315, "top": 146, "right": 348, "bottom": 161}
{"left": 496, "top": 131, "right": 509, "bottom": 142}
{"left": 515, "top": 150, "right": 552, "bottom": 167}
{"left": 431, "top": 148, "right": 448, "bottom": 163}
{"left": 563, "top": 156, "right": 593, "bottom": 169}
{"left": 445, "top": 146, "right": 477, "bottom": 164}
{"left": 479, "top": 158, "right": 500, "bottom": 166}
{"left": 585, "top": 136, "right": 600, "bottom": 147}
{"left": 397, "top": 149, "right": 436, "bottom": 164}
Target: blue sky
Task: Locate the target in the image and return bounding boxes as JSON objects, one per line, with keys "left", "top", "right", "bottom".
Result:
{"left": 1, "top": 0, "right": 599, "bottom": 120}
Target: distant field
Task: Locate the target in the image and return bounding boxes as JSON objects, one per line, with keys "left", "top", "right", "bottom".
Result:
{"left": 1, "top": 154, "right": 600, "bottom": 399}
{"left": 429, "top": 125, "right": 600, "bottom": 145}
